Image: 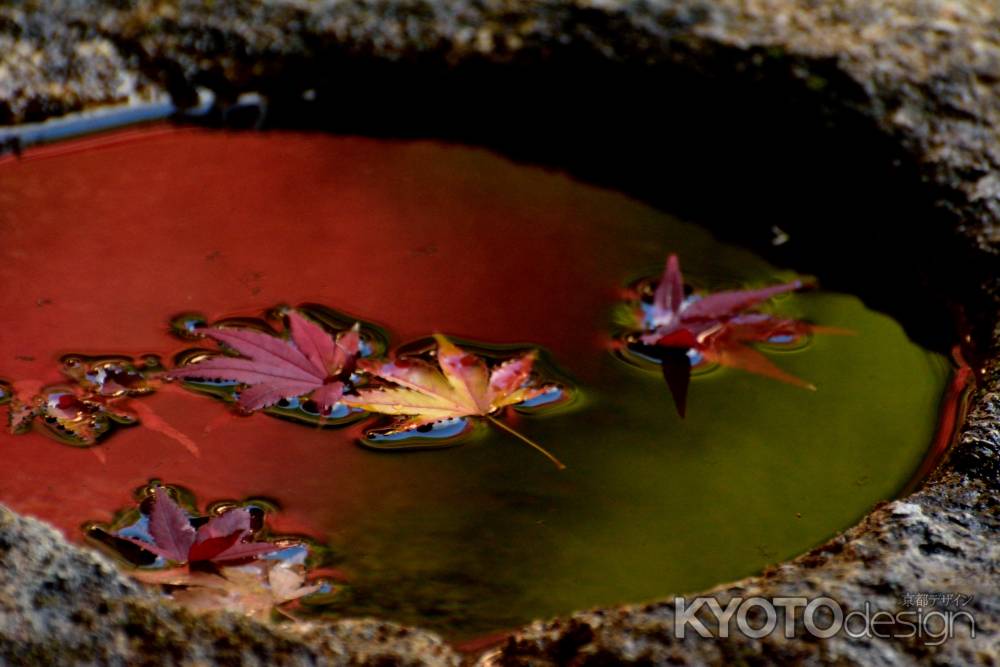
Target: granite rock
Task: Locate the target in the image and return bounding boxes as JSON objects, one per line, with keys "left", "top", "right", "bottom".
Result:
{"left": 1, "top": 1, "right": 999, "bottom": 664}
{"left": 0, "top": 508, "right": 460, "bottom": 666}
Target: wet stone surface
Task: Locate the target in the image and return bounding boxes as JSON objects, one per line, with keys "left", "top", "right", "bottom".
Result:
{"left": 1, "top": 0, "right": 999, "bottom": 664}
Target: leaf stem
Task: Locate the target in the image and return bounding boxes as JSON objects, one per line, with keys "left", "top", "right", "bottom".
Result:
{"left": 486, "top": 415, "right": 566, "bottom": 470}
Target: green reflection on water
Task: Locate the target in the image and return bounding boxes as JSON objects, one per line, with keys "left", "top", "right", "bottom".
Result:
{"left": 316, "top": 287, "right": 949, "bottom": 639}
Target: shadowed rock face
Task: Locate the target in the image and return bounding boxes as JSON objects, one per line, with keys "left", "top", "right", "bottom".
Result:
{"left": 1, "top": 0, "right": 998, "bottom": 664}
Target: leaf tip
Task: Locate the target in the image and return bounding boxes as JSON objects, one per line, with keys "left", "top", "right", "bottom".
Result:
{"left": 432, "top": 333, "right": 462, "bottom": 357}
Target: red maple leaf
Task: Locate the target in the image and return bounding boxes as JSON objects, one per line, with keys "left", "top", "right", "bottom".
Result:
{"left": 120, "top": 487, "right": 279, "bottom": 565}
{"left": 626, "top": 254, "right": 848, "bottom": 416}
{"left": 168, "top": 310, "right": 359, "bottom": 414}
{"left": 640, "top": 254, "right": 803, "bottom": 345}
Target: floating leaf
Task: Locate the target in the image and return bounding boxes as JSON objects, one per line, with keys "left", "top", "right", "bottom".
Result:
{"left": 168, "top": 310, "right": 359, "bottom": 414}
{"left": 345, "top": 335, "right": 566, "bottom": 469}
{"left": 622, "top": 254, "right": 850, "bottom": 415}
{"left": 640, "top": 254, "right": 802, "bottom": 343}
{"left": 119, "top": 487, "right": 280, "bottom": 566}
{"left": 60, "top": 355, "right": 158, "bottom": 397}
{"left": 142, "top": 486, "right": 197, "bottom": 562}
{"left": 6, "top": 386, "right": 133, "bottom": 446}
{"left": 5, "top": 356, "right": 191, "bottom": 450}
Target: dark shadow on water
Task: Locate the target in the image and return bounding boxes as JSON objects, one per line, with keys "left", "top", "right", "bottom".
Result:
{"left": 185, "top": 53, "right": 991, "bottom": 357}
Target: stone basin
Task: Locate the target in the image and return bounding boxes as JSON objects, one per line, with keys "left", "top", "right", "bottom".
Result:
{"left": 0, "top": 1, "right": 998, "bottom": 664}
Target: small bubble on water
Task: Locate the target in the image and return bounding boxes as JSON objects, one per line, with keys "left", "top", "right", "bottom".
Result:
{"left": 169, "top": 313, "right": 209, "bottom": 340}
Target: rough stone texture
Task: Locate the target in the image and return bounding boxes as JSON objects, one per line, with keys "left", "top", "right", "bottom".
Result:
{"left": 0, "top": 4, "right": 160, "bottom": 125}
{"left": 1, "top": 0, "right": 1000, "bottom": 664}
{"left": 0, "top": 507, "right": 460, "bottom": 666}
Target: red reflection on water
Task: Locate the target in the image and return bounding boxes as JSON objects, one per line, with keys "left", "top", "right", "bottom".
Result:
{"left": 0, "top": 125, "right": 616, "bottom": 538}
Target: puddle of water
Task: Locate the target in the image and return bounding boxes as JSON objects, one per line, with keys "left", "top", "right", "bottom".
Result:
{"left": 0, "top": 126, "right": 951, "bottom": 638}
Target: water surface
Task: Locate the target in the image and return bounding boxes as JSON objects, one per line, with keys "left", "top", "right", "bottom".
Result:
{"left": 0, "top": 127, "right": 950, "bottom": 637}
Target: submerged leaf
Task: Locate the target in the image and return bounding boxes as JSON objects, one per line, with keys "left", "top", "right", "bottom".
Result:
{"left": 133, "top": 560, "right": 322, "bottom": 621}
{"left": 706, "top": 335, "right": 816, "bottom": 390}
{"left": 125, "top": 400, "right": 200, "bottom": 456}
